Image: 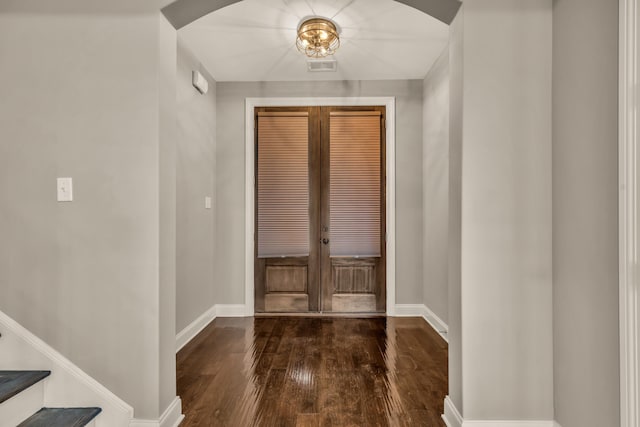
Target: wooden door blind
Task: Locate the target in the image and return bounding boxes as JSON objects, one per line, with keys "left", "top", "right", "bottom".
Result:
{"left": 257, "top": 112, "right": 310, "bottom": 258}
{"left": 329, "top": 111, "right": 382, "bottom": 257}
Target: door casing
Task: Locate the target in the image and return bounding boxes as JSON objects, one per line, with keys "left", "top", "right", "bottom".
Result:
{"left": 619, "top": 1, "right": 640, "bottom": 425}
{"left": 244, "top": 97, "right": 396, "bottom": 316}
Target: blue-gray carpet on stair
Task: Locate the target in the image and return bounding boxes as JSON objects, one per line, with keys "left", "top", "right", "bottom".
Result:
{"left": 0, "top": 371, "right": 50, "bottom": 404}
{"left": 17, "top": 407, "right": 102, "bottom": 427}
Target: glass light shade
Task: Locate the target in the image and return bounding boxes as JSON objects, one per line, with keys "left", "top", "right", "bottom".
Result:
{"left": 296, "top": 18, "right": 340, "bottom": 58}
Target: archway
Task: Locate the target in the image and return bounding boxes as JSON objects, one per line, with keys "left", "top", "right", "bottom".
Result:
{"left": 163, "top": 0, "right": 460, "bottom": 424}
{"left": 161, "top": 1, "right": 637, "bottom": 426}
{"left": 161, "top": 0, "right": 461, "bottom": 29}
{"left": 163, "top": 0, "right": 461, "bottom": 324}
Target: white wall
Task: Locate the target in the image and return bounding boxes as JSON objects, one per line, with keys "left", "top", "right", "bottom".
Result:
{"left": 158, "top": 15, "right": 179, "bottom": 417}
{"left": 175, "top": 38, "right": 217, "bottom": 333}
{"left": 0, "top": 2, "right": 178, "bottom": 420}
{"left": 422, "top": 49, "right": 450, "bottom": 325}
{"left": 552, "top": 1, "right": 620, "bottom": 426}
{"left": 448, "top": 0, "right": 554, "bottom": 420}
{"left": 215, "top": 80, "right": 424, "bottom": 306}
{"left": 448, "top": 8, "right": 464, "bottom": 412}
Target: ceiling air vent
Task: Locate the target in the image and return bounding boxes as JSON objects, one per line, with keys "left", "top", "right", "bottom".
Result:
{"left": 307, "top": 59, "right": 337, "bottom": 72}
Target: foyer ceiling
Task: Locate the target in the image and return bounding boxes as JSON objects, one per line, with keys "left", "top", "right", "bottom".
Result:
{"left": 178, "top": 0, "right": 449, "bottom": 82}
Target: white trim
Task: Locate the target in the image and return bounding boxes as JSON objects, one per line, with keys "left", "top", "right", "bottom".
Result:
{"left": 442, "top": 395, "right": 558, "bottom": 427}
{"left": 129, "top": 397, "right": 184, "bottom": 427}
{"left": 0, "top": 309, "right": 134, "bottom": 426}
{"left": 443, "top": 396, "right": 463, "bottom": 427}
{"left": 175, "top": 304, "right": 248, "bottom": 352}
{"left": 462, "top": 422, "right": 555, "bottom": 427}
{"left": 393, "top": 304, "right": 426, "bottom": 317}
{"left": 0, "top": 379, "right": 44, "bottom": 427}
{"left": 160, "top": 397, "right": 184, "bottom": 427}
{"left": 244, "top": 97, "right": 396, "bottom": 316}
{"left": 620, "top": 1, "right": 640, "bottom": 427}
{"left": 393, "top": 304, "right": 448, "bottom": 342}
{"left": 423, "top": 304, "right": 449, "bottom": 336}
{"left": 215, "top": 304, "right": 247, "bottom": 317}
{"left": 175, "top": 305, "right": 216, "bottom": 352}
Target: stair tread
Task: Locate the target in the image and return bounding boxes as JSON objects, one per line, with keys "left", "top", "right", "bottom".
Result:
{"left": 17, "top": 407, "right": 102, "bottom": 427}
{"left": 0, "top": 371, "right": 51, "bottom": 404}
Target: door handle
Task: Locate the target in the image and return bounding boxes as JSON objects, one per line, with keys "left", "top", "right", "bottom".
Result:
{"left": 322, "top": 238, "right": 329, "bottom": 245}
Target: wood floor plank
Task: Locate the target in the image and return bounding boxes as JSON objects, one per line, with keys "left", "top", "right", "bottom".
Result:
{"left": 295, "top": 413, "right": 320, "bottom": 427}
{"left": 177, "top": 316, "right": 447, "bottom": 426}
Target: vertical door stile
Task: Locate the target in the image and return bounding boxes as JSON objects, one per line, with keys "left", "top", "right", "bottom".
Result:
{"left": 320, "top": 107, "right": 332, "bottom": 312}
{"left": 308, "top": 106, "right": 321, "bottom": 311}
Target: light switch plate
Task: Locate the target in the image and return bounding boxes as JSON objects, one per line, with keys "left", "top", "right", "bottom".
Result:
{"left": 205, "top": 196, "right": 212, "bottom": 209}
{"left": 57, "top": 177, "right": 73, "bottom": 202}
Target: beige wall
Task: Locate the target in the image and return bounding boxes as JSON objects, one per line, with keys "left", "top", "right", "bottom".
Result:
{"left": 422, "top": 49, "right": 450, "bottom": 325}
{"left": 0, "top": 3, "right": 177, "bottom": 420}
{"left": 158, "top": 15, "right": 178, "bottom": 415}
{"left": 0, "top": 1, "right": 623, "bottom": 425}
{"left": 552, "top": 1, "right": 620, "bottom": 426}
{"left": 449, "top": 0, "right": 554, "bottom": 420}
{"left": 175, "top": 38, "right": 217, "bottom": 333}
{"left": 448, "top": 8, "right": 464, "bottom": 413}
{"left": 215, "top": 80, "right": 424, "bottom": 305}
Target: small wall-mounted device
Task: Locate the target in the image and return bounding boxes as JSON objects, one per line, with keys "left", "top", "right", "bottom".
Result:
{"left": 57, "top": 177, "right": 73, "bottom": 202}
{"left": 192, "top": 70, "right": 209, "bottom": 95}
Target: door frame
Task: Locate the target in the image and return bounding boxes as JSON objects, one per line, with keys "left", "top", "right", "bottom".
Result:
{"left": 619, "top": 0, "right": 640, "bottom": 425}
{"left": 244, "top": 97, "right": 396, "bottom": 316}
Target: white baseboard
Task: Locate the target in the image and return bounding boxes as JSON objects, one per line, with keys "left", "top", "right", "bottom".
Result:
{"left": 394, "top": 304, "right": 449, "bottom": 342}
{"left": 130, "top": 396, "right": 184, "bottom": 427}
{"left": 215, "top": 304, "right": 247, "bottom": 317}
{"left": 177, "top": 303, "right": 449, "bottom": 352}
{"left": 463, "top": 422, "right": 556, "bottom": 426}
{"left": 443, "top": 396, "right": 463, "bottom": 427}
{"left": 441, "top": 396, "right": 558, "bottom": 427}
{"left": 0, "top": 309, "right": 134, "bottom": 427}
{"left": 175, "top": 305, "right": 217, "bottom": 352}
{"left": 393, "top": 304, "right": 425, "bottom": 317}
{"left": 176, "top": 304, "right": 248, "bottom": 353}
{"left": 423, "top": 304, "right": 449, "bottom": 335}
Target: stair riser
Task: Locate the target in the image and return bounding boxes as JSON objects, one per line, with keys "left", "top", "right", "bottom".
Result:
{"left": 0, "top": 382, "right": 43, "bottom": 427}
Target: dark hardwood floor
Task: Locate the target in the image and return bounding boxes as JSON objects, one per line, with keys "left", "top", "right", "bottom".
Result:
{"left": 177, "top": 317, "right": 448, "bottom": 427}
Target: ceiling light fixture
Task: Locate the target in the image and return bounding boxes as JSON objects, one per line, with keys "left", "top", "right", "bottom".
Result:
{"left": 296, "top": 17, "right": 340, "bottom": 58}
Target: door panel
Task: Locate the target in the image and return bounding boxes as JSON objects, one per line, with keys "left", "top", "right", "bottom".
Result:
{"left": 257, "top": 111, "right": 310, "bottom": 257}
{"left": 263, "top": 258, "right": 310, "bottom": 312}
{"left": 320, "top": 106, "right": 386, "bottom": 313}
{"left": 328, "top": 111, "right": 382, "bottom": 257}
{"left": 255, "top": 106, "right": 385, "bottom": 313}
{"left": 332, "top": 258, "right": 376, "bottom": 293}
{"left": 254, "top": 108, "right": 320, "bottom": 312}
{"left": 266, "top": 265, "right": 308, "bottom": 292}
